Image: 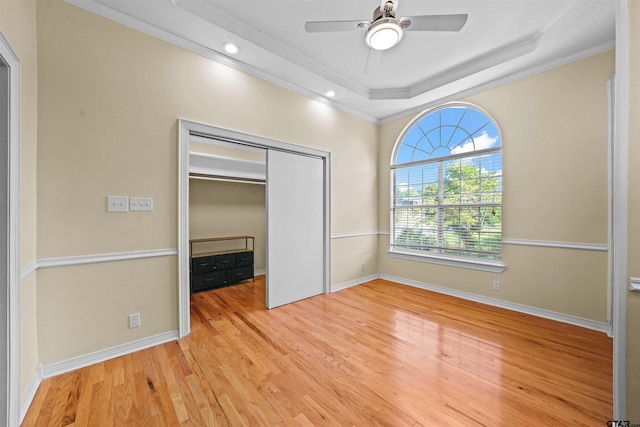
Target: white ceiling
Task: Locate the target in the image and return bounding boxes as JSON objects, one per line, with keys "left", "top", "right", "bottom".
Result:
{"left": 67, "top": 0, "right": 615, "bottom": 122}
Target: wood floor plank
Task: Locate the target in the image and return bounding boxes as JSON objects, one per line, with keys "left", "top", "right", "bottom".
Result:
{"left": 22, "top": 277, "right": 612, "bottom": 426}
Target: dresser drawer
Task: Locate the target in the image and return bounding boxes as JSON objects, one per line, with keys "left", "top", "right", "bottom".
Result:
{"left": 226, "top": 266, "right": 253, "bottom": 284}
{"left": 235, "top": 251, "right": 254, "bottom": 267}
{"left": 191, "top": 271, "right": 226, "bottom": 292}
{"left": 191, "top": 255, "right": 216, "bottom": 274}
{"left": 215, "top": 253, "right": 236, "bottom": 269}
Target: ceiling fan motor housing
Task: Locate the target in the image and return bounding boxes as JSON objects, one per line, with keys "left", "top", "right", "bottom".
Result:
{"left": 373, "top": 1, "right": 397, "bottom": 21}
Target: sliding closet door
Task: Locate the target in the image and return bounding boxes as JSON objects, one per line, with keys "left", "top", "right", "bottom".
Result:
{"left": 266, "top": 150, "right": 325, "bottom": 309}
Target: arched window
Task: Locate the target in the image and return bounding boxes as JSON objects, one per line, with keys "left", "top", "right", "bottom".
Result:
{"left": 391, "top": 103, "right": 502, "bottom": 263}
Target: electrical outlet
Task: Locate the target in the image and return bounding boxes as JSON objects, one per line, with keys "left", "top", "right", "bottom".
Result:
{"left": 492, "top": 280, "right": 500, "bottom": 291}
{"left": 361, "top": 263, "right": 366, "bottom": 272}
{"left": 129, "top": 313, "right": 141, "bottom": 328}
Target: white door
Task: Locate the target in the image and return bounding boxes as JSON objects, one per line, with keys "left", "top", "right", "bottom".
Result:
{"left": 266, "top": 150, "right": 325, "bottom": 309}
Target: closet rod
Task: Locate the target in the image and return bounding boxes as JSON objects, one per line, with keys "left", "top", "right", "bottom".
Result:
{"left": 189, "top": 173, "right": 266, "bottom": 185}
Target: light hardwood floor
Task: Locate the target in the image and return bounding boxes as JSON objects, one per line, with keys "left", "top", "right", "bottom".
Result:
{"left": 22, "top": 277, "right": 612, "bottom": 426}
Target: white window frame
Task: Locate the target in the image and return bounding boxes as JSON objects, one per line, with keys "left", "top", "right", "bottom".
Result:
{"left": 389, "top": 103, "right": 505, "bottom": 273}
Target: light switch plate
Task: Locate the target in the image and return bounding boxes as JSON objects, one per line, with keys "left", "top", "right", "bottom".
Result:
{"left": 107, "top": 196, "right": 129, "bottom": 212}
{"left": 130, "top": 197, "right": 153, "bottom": 212}
{"left": 630, "top": 277, "right": 640, "bottom": 293}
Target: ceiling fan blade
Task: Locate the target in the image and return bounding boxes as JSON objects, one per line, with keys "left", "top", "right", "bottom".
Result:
{"left": 304, "top": 20, "right": 369, "bottom": 33}
{"left": 402, "top": 14, "right": 468, "bottom": 32}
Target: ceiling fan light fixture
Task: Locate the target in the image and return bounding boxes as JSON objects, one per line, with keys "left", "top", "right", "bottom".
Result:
{"left": 365, "top": 18, "right": 403, "bottom": 50}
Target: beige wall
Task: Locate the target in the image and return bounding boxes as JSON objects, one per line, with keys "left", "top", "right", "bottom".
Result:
{"left": 189, "top": 178, "right": 266, "bottom": 271}
{"left": 1, "top": 0, "right": 38, "bottom": 268}
{"left": 627, "top": 0, "right": 640, "bottom": 422}
{"left": 35, "top": 0, "right": 378, "bottom": 365}
{"left": 331, "top": 235, "right": 379, "bottom": 286}
{"left": 37, "top": 259, "right": 178, "bottom": 364}
{"left": 0, "top": 0, "right": 40, "bottom": 405}
{"left": 378, "top": 51, "right": 614, "bottom": 323}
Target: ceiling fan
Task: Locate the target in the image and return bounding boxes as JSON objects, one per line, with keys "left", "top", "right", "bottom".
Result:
{"left": 304, "top": 0, "right": 468, "bottom": 51}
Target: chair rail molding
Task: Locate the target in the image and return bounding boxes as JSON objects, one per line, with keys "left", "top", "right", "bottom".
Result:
{"left": 502, "top": 238, "right": 608, "bottom": 252}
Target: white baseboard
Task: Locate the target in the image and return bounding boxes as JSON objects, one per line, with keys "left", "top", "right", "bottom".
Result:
{"left": 20, "top": 366, "right": 42, "bottom": 424}
{"left": 379, "top": 274, "right": 611, "bottom": 334}
{"left": 332, "top": 273, "right": 380, "bottom": 292}
{"left": 41, "top": 330, "right": 180, "bottom": 379}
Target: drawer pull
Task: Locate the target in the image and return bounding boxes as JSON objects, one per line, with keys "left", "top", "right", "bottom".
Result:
{"left": 199, "top": 263, "right": 210, "bottom": 267}
{"left": 205, "top": 278, "right": 214, "bottom": 282}
{"left": 220, "top": 260, "right": 230, "bottom": 264}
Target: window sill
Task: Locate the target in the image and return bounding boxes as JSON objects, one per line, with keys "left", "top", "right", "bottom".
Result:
{"left": 388, "top": 249, "right": 506, "bottom": 273}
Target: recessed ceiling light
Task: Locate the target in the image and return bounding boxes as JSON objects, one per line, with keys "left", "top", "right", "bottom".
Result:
{"left": 222, "top": 42, "right": 239, "bottom": 54}
{"left": 325, "top": 90, "right": 336, "bottom": 98}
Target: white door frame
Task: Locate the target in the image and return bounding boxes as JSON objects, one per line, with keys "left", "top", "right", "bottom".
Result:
{"left": 177, "top": 119, "right": 331, "bottom": 337}
{"left": 0, "top": 29, "right": 21, "bottom": 427}
{"left": 612, "top": 0, "right": 629, "bottom": 419}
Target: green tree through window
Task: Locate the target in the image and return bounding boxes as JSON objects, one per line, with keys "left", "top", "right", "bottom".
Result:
{"left": 391, "top": 104, "right": 502, "bottom": 260}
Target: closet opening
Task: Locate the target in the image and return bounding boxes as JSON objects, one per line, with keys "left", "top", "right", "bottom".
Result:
{"left": 178, "top": 120, "right": 331, "bottom": 337}
{"left": 188, "top": 136, "right": 267, "bottom": 295}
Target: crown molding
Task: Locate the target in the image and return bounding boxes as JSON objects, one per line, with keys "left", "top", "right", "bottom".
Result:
{"left": 379, "top": 40, "right": 614, "bottom": 124}
{"left": 65, "top": 0, "right": 614, "bottom": 123}
{"left": 370, "top": 33, "right": 540, "bottom": 100}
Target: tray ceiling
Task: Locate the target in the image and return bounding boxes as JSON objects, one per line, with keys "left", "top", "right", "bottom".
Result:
{"left": 67, "top": 0, "right": 615, "bottom": 122}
